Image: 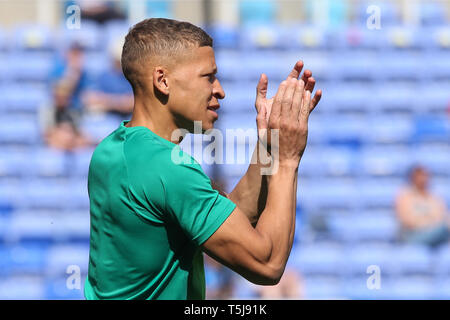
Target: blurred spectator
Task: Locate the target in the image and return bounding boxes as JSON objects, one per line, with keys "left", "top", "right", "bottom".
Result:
{"left": 395, "top": 166, "right": 450, "bottom": 247}
{"left": 78, "top": 0, "right": 126, "bottom": 24}
{"left": 204, "top": 255, "right": 235, "bottom": 299}
{"left": 41, "top": 42, "right": 92, "bottom": 151}
{"left": 82, "top": 39, "right": 133, "bottom": 117}
{"left": 256, "top": 268, "right": 304, "bottom": 299}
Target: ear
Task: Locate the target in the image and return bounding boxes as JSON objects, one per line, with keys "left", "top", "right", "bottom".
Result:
{"left": 153, "top": 67, "right": 170, "bottom": 95}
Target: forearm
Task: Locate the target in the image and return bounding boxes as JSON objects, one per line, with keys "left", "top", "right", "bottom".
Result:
{"left": 254, "top": 164, "right": 298, "bottom": 279}
{"left": 228, "top": 140, "right": 269, "bottom": 225}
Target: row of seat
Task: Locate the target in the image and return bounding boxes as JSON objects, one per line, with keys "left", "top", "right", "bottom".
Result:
{"left": 1, "top": 50, "right": 450, "bottom": 83}
{"left": 2, "top": 19, "right": 450, "bottom": 52}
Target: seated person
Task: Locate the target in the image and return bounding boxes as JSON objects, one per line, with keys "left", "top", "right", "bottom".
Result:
{"left": 82, "top": 39, "right": 134, "bottom": 117}
{"left": 41, "top": 42, "right": 92, "bottom": 151}
{"left": 395, "top": 166, "right": 450, "bottom": 247}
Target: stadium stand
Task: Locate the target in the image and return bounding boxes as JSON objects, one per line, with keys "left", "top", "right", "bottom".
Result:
{"left": 0, "top": 0, "right": 449, "bottom": 300}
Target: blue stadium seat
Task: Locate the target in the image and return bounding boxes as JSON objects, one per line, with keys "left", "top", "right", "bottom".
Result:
{"left": 328, "top": 213, "right": 398, "bottom": 243}
{"left": 0, "top": 83, "right": 50, "bottom": 112}
{"left": 412, "top": 144, "right": 450, "bottom": 177}
{"left": 358, "top": 178, "right": 403, "bottom": 208}
{"left": 425, "top": 52, "right": 450, "bottom": 81}
{"left": 420, "top": 1, "right": 447, "bottom": 26}
{"left": 0, "top": 276, "right": 45, "bottom": 299}
{"left": 382, "top": 27, "right": 423, "bottom": 51}
{"left": 317, "top": 115, "right": 367, "bottom": 146}
{"left": 299, "top": 146, "right": 358, "bottom": 177}
{"left": 356, "top": 1, "right": 401, "bottom": 28}
{"left": 299, "top": 178, "right": 359, "bottom": 210}
{"left": 6, "top": 212, "right": 58, "bottom": 242}
{"left": 389, "top": 245, "right": 433, "bottom": 275}
{"left": 214, "top": 50, "right": 242, "bottom": 82}
{"left": 207, "top": 24, "right": 239, "bottom": 49}
{"left": 333, "top": 25, "right": 383, "bottom": 50}
{"left": 103, "top": 20, "right": 130, "bottom": 49}
{"left": 45, "top": 276, "right": 85, "bottom": 300}
{"left": 434, "top": 277, "right": 450, "bottom": 299}
{"left": 434, "top": 244, "right": 450, "bottom": 276}
{"left": 428, "top": 26, "right": 450, "bottom": 50}
{"left": 379, "top": 52, "right": 423, "bottom": 81}
{"left": 344, "top": 243, "right": 396, "bottom": 276}
{"left": 83, "top": 52, "right": 111, "bottom": 77}
{"left": 303, "top": 276, "right": 343, "bottom": 299}
{"left": 32, "top": 148, "right": 68, "bottom": 177}
{"left": 220, "top": 81, "right": 256, "bottom": 113}
{"left": 326, "top": 82, "right": 376, "bottom": 113}
{"left": 329, "top": 52, "right": 377, "bottom": 82}
{"left": 8, "top": 52, "right": 54, "bottom": 82}
{"left": 375, "top": 82, "right": 419, "bottom": 114}
{"left": 290, "top": 243, "right": 345, "bottom": 276}
{"left": 391, "top": 276, "right": 435, "bottom": 299}
{"left": 46, "top": 244, "right": 89, "bottom": 277}
{"left": 6, "top": 243, "right": 49, "bottom": 275}
{"left": 412, "top": 115, "right": 450, "bottom": 142}
{"left": 363, "top": 116, "right": 414, "bottom": 144}
{"left": 0, "top": 180, "right": 23, "bottom": 210}
{"left": 80, "top": 114, "right": 122, "bottom": 142}
{"left": 232, "top": 277, "right": 258, "bottom": 299}
{"left": 418, "top": 81, "right": 450, "bottom": 114}
{"left": 71, "top": 147, "right": 95, "bottom": 177}
{"left": 0, "top": 148, "right": 36, "bottom": 177}
{"left": 239, "top": 24, "right": 282, "bottom": 50}
{"left": 284, "top": 25, "right": 332, "bottom": 50}
{"left": 358, "top": 145, "right": 414, "bottom": 177}
{"left": 57, "top": 21, "right": 103, "bottom": 52}
{"left": 0, "top": 116, "right": 39, "bottom": 145}
{"left": 343, "top": 276, "right": 398, "bottom": 299}
{"left": 12, "top": 24, "right": 54, "bottom": 51}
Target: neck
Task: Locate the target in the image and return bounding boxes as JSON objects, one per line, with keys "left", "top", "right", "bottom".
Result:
{"left": 127, "top": 96, "right": 185, "bottom": 145}
{"left": 413, "top": 185, "right": 428, "bottom": 196}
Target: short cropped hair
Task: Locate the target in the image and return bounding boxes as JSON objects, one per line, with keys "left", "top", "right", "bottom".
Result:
{"left": 121, "top": 18, "right": 213, "bottom": 91}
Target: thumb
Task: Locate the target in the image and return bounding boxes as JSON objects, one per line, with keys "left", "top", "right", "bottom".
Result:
{"left": 255, "top": 73, "right": 268, "bottom": 106}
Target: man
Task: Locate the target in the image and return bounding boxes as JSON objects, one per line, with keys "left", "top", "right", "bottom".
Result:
{"left": 85, "top": 18, "right": 322, "bottom": 300}
{"left": 395, "top": 166, "right": 449, "bottom": 247}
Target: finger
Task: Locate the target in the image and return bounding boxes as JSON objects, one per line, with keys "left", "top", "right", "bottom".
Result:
{"left": 304, "top": 76, "right": 315, "bottom": 92}
{"left": 255, "top": 73, "right": 268, "bottom": 112}
{"left": 281, "top": 78, "right": 298, "bottom": 118}
{"left": 292, "top": 79, "right": 305, "bottom": 121}
{"left": 299, "top": 90, "right": 312, "bottom": 123}
{"left": 256, "top": 104, "right": 268, "bottom": 130}
{"left": 300, "top": 69, "right": 312, "bottom": 85}
{"left": 310, "top": 89, "right": 322, "bottom": 113}
{"left": 287, "top": 60, "right": 304, "bottom": 80}
{"left": 268, "top": 80, "right": 288, "bottom": 125}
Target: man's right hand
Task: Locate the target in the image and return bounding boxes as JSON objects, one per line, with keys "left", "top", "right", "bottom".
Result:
{"left": 268, "top": 76, "right": 316, "bottom": 169}
{"left": 255, "top": 60, "right": 322, "bottom": 154}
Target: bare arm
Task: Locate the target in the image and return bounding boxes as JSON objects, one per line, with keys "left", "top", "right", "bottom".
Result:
{"left": 218, "top": 61, "right": 321, "bottom": 225}
{"left": 203, "top": 77, "right": 318, "bottom": 284}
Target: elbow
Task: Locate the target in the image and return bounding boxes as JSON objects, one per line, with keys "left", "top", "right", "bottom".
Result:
{"left": 248, "top": 263, "right": 284, "bottom": 286}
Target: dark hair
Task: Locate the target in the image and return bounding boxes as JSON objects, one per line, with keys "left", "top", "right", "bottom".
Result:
{"left": 121, "top": 18, "right": 213, "bottom": 91}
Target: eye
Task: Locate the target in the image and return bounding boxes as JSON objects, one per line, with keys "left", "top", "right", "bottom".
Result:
{"left": 204, "top": 73, "right": 216, "bottom": 83}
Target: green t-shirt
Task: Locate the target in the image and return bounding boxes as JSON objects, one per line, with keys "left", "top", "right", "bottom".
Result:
{"left": 84, "top": 120, "right": 236, "bottom": 300}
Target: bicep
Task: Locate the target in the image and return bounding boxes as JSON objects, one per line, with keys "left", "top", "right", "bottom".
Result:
{"left": 201, "top": 206, "right": 279, "bottom": 285}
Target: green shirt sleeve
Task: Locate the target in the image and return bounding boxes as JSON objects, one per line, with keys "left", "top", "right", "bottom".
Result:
{"left": 159, "top": 151, "right": 236, "bottom": 246}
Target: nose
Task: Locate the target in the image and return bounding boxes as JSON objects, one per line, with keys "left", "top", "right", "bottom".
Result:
{"left": 213, "top": 78, "right": 225, "bottom": 100}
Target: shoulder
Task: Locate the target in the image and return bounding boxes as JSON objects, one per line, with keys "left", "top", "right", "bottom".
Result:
{"left": 123, "top": 129, "right": 205, "bottom": 179}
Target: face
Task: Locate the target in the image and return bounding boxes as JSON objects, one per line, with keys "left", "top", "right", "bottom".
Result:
{"left": 411, "top": 168, "right": 429, "bottom": 190}
{"left": 166, "top": 46, "right": 225, "bottom": 133}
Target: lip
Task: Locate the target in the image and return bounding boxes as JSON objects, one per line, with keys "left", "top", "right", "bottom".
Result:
{"left": 207, "top": 105, "right": 220, "bottom": 119}
{"left": 207, "top": 105, "right": 220, "bottom": 111}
